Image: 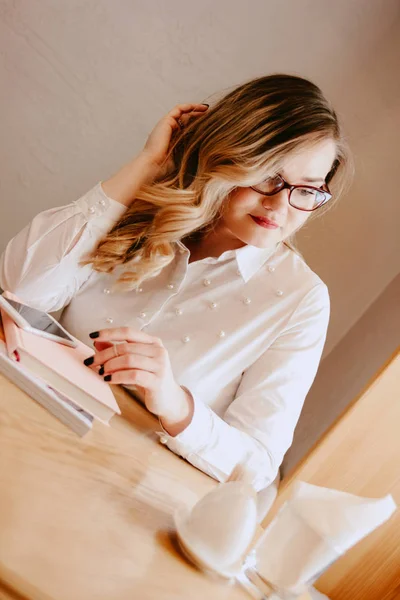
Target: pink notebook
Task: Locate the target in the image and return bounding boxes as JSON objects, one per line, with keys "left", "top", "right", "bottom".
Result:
{"left": 1, "top": 305, "right": 120, "bottom": 425}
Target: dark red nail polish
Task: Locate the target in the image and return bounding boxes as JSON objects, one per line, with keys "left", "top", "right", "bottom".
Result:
{"left": 89, "top": 331, "right": 99, "bottom": 338}
{"left": 83, "top": 356, "right": 94, "bottom": 366}
{"left": 99, "top": 365, "right": 104, "bottom": 375}
{"left": 104, "top": 375, "right": 112, "bottom": 382}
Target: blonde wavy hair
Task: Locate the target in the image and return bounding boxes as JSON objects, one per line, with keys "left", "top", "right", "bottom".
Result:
{"left": 79, "top": 74, "right": 353, "bottom": 292}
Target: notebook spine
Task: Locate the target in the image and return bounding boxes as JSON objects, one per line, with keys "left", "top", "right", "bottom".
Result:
{"left": 0, "top": 339, "right": 92, "bottom": 437}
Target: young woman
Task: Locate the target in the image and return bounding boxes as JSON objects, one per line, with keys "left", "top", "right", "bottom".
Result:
{"left": 0, "top": 74, "right": 351, "bottom": 494}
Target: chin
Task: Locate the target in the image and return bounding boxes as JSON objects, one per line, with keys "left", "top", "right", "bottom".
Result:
{"left": 228, "top": 220, "right": 283, "bottom": 248}
{"left": 245, "top": 231, "right": 282, "bottom": 248}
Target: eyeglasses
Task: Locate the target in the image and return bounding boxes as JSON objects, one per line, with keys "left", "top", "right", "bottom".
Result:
{"left": 250, "top": 174, "right": 332, "bottom": 212}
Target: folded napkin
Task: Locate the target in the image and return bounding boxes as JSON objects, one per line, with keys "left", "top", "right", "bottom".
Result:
{"left": 248, "top": 481, "right": 397, "bottom": 596}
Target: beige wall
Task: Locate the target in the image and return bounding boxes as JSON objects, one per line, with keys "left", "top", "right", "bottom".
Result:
{"left": 1, "top": 1, "right": 399, "bottom": 356}
{"left": 283, "top": 271, "right": 400, "bottom": 475}
{"left": 297, "top": 18, "right": 400, "bottom": 356}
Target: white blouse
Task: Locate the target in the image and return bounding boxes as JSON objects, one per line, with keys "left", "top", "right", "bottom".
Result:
{"left": 0, "top": 182, "right": 330, "bottom": 491}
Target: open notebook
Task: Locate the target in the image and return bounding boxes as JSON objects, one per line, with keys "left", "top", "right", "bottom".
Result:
{"left": 0, "top": 332, "right": 94, "bottom": 436}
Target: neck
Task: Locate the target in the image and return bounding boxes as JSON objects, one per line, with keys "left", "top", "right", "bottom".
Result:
{"left": 183, "top": 230, "right": 247, "bottom": 263}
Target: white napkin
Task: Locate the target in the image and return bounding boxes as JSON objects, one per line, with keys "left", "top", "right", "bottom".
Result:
{"left": 250, "top": 481, "right": 397, "bottom": 595}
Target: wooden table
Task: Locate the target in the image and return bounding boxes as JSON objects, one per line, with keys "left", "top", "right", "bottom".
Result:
{"left": 0, "top": 368, "right": 256, "bottom": 600}
{"left": 0, "top": 310, "right": 313, "bottom": 600}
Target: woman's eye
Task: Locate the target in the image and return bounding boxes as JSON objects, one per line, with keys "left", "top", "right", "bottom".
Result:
{"left": 299, "top": 188, "right": 315, "bottom": 197}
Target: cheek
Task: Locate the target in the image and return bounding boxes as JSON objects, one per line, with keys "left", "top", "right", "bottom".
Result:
{"left": 285, "top": 210, "right": 311, "bottom": 234}
{"left": 223, "top": 189, "right": 254, "bottom": 216}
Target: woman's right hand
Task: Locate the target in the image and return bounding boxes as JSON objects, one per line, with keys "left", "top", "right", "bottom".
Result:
{"left": 142, "top": 103, "right": 209, "bottom": 170}
{"left": 101, "top": 103, "right": 209, "bottom": 207}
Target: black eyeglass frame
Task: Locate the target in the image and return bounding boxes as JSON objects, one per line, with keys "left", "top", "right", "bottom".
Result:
{"left": 250, "top": 175, "right": 332, "bottom": 212}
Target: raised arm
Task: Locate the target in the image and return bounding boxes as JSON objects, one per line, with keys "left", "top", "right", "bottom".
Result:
{"left": 0, "top": 103, "right": 208, "bottom": 312}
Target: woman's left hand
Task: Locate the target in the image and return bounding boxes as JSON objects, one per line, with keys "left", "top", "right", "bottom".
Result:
{"left": 84, "top": 327, "right": 192, "bottom": 425}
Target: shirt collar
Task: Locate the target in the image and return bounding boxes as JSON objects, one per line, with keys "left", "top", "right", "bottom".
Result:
{"left": 235, "top": 243, "right": 280, "bottom": 282}
{"left": 176, "top": 241, "right": 280, "bottom": 283}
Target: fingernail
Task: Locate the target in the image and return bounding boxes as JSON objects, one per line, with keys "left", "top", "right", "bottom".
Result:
{"left": 83, "top": 356, "right": 94, "bottom": 366}
{"left": 104, "top": 375, "right": 112, "bottom": 382}
{"left": 99, "top": 365, "right": 104, "bottom": 375}
{"left": 202, "top": 103, "right": 209, "bottom": 107}
{"left": 89, "top": 331, "right": 99, "bottom": 338}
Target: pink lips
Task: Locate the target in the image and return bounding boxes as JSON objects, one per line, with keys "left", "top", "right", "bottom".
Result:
{"left": 250, "top": 215, "right": 280, "bottom": 229}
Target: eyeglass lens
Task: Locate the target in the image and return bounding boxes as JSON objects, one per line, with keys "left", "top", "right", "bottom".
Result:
{"left": 254, "top": 177, "right": 328, "bottom": 210}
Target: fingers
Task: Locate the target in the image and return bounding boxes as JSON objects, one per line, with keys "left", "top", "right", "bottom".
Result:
{"left": 104, "top": 369, "right": 156, "bottom": 387}
{"left": 168, "top": 103, "right": 209, "bottom": 129}
{"left": 102, "top": 353, "right": 159, "bottom": 376}
{"left": 90, "top": 341, "right": 160, "bottom": 367}
{"left": 86, "top": 329, "right": 164, "bottom": 378}
{"left": 89, "top": 327, "right": 162, "bottom": 346}
{"left": 93, "top": 340, "right": 114, "bottom": 352}
{"left": 168, "top": 103, "right": 209, "bottom": 120}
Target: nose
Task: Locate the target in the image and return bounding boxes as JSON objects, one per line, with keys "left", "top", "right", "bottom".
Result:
{"left": 261, "top": 189, "right": 289, "bottom": 212}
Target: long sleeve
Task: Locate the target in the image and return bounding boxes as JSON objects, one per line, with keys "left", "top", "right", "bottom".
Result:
{"left": 0, "top": 183, "right": 127, "bottom": 313}
{"left": 158, "top": 283, "right": 330, "bottom": 491}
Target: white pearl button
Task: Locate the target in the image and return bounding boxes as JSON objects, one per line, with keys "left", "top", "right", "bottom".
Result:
{"left": 182, "top": 335, "right": 191, "bottom": 343}
{"left": 137, "top": 287, "right": 143, "bottom": 293}
{"left": 159, "top": 435, "right": 168, "bottom": 445}
{"left": 243, "top": 297, "right": 252, "bottom": 305}
{"left": 268, "top": 265, "right": 275, "bottom": 273}
{"left": 209, "top": 302, "right": 218, "bottom": 309}
{"left": 218, "top": 330, "right": 226, "bottom": 338}
{"left": 99, "top": 199, "right": 106, "bottom": 206}
{"left": 203, "top": 279, "right": 211, "bottom": 286}
{"left": 167, "top": 283, "right": 175, "bottom": 290}
{"left": 103, "top": 288, "right": 111, "bottom": 294}
{"left": 175, "top": 308, "right": 183, "bottom": 315}
{"left": 139, "top": 312, "right": 147, "bottom": 318}
{"left": 88, "top": 207, "right": 95, "bottom": 214}
{"left": 276, "top": 290, "right": 284, "bottom": 296}
{"left": 106, "top": 317, "right": 114, "bottom": 323}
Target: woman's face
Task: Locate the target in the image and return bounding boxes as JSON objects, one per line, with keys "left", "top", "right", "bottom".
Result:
{"left": 217, "top": 138, "right": 337, "bottom": 249}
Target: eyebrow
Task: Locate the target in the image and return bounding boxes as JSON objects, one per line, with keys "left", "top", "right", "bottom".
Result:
{"left": 279, "top": 171, "right": 325, "bottom": 185}
{"left": 302, "top": 176, "right": 325, "bottom": 184}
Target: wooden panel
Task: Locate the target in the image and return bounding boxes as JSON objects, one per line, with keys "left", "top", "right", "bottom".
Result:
{"left": 264, "top": 349, "right": 400, "bottom": 599}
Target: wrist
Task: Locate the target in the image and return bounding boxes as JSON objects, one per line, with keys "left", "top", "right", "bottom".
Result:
{"left": 160, "top": 386, "right": 194, "bottom": 437}
{"left": 138, "top": 150, "right": 165, "bottom": 175}
{"left": 101, "top": 152, "right": 161, "bottom": 208}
